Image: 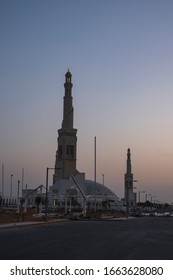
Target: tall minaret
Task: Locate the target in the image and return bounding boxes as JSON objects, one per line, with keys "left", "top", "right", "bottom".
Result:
{"left": 53, "top": 70, "right": 77, "bottom": 183}
{"left": 124, "top": 148, "right": 134, "bottom": 203}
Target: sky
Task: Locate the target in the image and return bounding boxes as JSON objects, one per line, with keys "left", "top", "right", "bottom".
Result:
{"left": 0, "top": 0, "right": 173, "bottom": 203}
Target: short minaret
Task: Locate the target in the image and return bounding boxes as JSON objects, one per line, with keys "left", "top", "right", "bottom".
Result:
{"left": 53, "top": 70, "right": 77, "bottom": 183}
{"left": 124, "top": 148, "right": 134, "bottom": 204}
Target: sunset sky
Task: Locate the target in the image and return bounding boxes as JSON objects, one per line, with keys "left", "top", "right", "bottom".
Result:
{"left": 1, "top": 0, "right": 173, "bottom": 203}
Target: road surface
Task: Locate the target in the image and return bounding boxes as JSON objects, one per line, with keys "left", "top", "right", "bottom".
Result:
{"left": 0, "top": 217, "right": 173, "bottom": 259}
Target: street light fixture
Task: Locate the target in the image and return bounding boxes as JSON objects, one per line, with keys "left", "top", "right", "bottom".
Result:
{"left": 17, "top": 180, "right": 20, "bottom": 215}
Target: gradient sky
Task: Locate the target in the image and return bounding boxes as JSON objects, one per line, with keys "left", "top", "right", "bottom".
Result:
{"left": 1, "top": 0, "right": 173, "bottom": 203}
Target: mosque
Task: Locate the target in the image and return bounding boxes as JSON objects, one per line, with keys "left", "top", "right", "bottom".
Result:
{"left": 49, "top": 70, "right": 136, "bottom": 212}
{"left": 49, "top": 71, "right": 121, "bottom": 211}
{"left": 0, "top": 71, "right": 136, "bottom": 212}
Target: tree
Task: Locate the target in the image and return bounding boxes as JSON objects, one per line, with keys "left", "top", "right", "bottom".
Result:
{"left": 35, "top": 196, "right": 42, "bottom": 213}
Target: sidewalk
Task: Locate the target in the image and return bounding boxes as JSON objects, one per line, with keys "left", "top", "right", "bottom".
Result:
{"left": 101, "top": 215, "right": 135, "bottom": 221}
{"left": 0, "top": 217, "right": 135, "bottom": 228}
{"left": 0, "top": 219, "right": 69, "bottom": 229}
{"left": 0, "top": 221, "right": 44, "bottom": 228}
{"left": 108, "top": 217, "right": 135, "bottom": 221}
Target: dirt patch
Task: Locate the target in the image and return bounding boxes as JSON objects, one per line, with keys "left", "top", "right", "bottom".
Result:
{"left": 0, "top": 208, "right": 44, "bottom": 224}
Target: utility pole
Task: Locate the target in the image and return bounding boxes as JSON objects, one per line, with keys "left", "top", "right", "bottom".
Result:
{"left": 2, "top": 164, "right": 4, "bottom": 197}
{"left": 17, "top": 180, "right": 20, "bottom": 215}
{"left": 94, "top": 136, "right": 97, "bottom": 212}
{"left": 10, "top": 174, "right": 13, "bottom": 198}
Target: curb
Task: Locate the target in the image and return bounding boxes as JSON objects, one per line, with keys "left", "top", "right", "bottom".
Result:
{"left": 0, "top": 219, "right": 69, "bottom": 229}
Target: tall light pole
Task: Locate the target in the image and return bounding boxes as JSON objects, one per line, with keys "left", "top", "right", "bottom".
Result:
{"left": 102, "top": 173, "right": 108, "bottom": 211}
{"left": 21, "top": 168, "right": 24, "bottom": 194}
{"left": 45, "top": 168, "right": 49, "bottom": 222}
{"left": 10, "top": 174, "right": 13, "bottom": 198}
{"left": 102, "top": 174, "right": 104, "bottom": 186}
{"left": 45, "top": 167, "right": 62, "bottom": 222}
{"left": 17, "top": 180, "right": 20, "bottom": 214}
{"left": 94, "top": 136, "right": 97, "bottom": 212}
{"left": 23, "top": 184, "right": 28, "bottom": 213}
{"left": 1, "top": 164, "right": 4, "bottom": 197}
{"left": 133, "top": 180, "right": 138, "bottom": 207}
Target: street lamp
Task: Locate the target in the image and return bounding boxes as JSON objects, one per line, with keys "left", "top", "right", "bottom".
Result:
{"left": 45, "top": 167, "right": 62, "bottom": 222}
{"left": 102, "top": 174, "right": 104, "bottom": 186}
{"left": 102, "top": 174, "right": 108, "bottom": 210}
{"left": 10, "top": 174, "right": 13, "bottom": 198}
{"left": 17, "top": 180, "right": 20, "bottom": 215}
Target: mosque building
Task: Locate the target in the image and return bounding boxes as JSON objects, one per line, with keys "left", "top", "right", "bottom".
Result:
{"left": 1, "top": 71, "right": 136, "bottom": 213}
{"left": 49, "top": 71, "right": 121, "bottom": 211}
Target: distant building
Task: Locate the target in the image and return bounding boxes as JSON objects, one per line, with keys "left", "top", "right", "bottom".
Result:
{"left": 124, "top": 148, "right": 136, "bottom": 208}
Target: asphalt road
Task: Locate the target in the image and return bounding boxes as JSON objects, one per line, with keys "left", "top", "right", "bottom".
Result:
{"left": 0, "top": 217, "right": 173, "bottom": 260}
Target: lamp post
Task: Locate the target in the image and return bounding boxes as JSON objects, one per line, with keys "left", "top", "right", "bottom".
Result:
{"left": 102, "top": 174, "right": 107, "bottom": 210}
{"left": 94, "top": 136, "right": 97, "bottom": 212}
{"left": 45, "top": 168, "right": 49, "bottom": 222}
{"left": 17, "top": 180, "right": 20, "bottom": 215}
{"left": 102, "top": 174, "right": 104, "bottom": 186}
{"left": 133, "top": 180, "right": 138, "bottom": 207}
{"left": 24, "top": 184, "right": 28, "bottom": 213}
{"left": 45, "top": 167, "right": 62, "bottom": 222}
{"left": 2, "top": 164, "right": 4, "bottom": 197}
{"left": 10, "top": 174, "right": 13, "bottom": 198}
